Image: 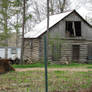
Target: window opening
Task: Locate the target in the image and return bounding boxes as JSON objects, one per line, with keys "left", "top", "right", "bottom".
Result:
{"left": 66, "top": 21, "right": 81, "bottom": 37}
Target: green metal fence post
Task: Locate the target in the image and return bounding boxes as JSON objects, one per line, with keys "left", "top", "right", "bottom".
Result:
{"left": 44, "top": 0, "right": 49, "bottom": 92}
{"left": 44, "top": 34, "right": 48, "bottom": 92}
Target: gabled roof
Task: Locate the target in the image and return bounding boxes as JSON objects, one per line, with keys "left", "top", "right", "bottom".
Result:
{"left": 24, "top": 10, "right": 92, "bottom": 38}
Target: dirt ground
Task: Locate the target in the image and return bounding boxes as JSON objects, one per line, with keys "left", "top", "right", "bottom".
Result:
{"left": 16, "top": 68, "right": 92, "bottom": 72}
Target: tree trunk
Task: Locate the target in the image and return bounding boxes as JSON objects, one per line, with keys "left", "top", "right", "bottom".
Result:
{"left": 20, "top": 0, "right": 26, "bottom": 64}
{"left": 16, "top": 14, "right": 19, "bottom": 48}
{"left": 59, "top": 0, "right": 66, "bottom": 13}
{"left": 15, "top": 14, "right": 19, "bottom": 58}
{"left": 4, "top": 2, "right": 8, "bottom": 59}
{"left": 5, "top": 40, "right": 8, "bottom": 59}
{"left": 50, "top": 0, "right": 54, "bottom": 15}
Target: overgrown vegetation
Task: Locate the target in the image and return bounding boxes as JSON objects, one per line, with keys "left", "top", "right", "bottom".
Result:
{"left": 0, "top": 71, "right": 92, "bottom": 92}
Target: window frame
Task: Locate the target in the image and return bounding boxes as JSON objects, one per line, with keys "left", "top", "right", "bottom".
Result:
{"left": 65, "top": 21, "right": 81, "bottom": 37}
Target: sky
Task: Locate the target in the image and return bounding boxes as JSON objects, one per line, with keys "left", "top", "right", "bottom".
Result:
{"left": 69, "top": 0, "right": 92, "bottom": 14}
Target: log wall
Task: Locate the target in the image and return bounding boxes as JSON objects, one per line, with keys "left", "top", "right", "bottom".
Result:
{"left": 24, "top": 11, "right": 92, "bottom": 64}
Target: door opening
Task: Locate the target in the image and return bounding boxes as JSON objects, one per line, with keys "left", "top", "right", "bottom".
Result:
{"left": 72, "top": 45, "right": 80, "bottom": 62}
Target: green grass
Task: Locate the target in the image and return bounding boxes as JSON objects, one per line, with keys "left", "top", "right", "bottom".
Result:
{"left": 0, "top": 71, "right": 92, "bottom": 92}
{"left": 12, "top": 62, "right": 92, "bottom": 69}
{"left": 13, "top": 63, "right": 45, "bottom": 68}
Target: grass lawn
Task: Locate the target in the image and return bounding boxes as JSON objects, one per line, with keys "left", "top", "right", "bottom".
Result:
{"left": 0, "top": 70, "right": 92, "bottom": 92}
{"left": 12, "top": 62, "right": 92, "bottom": 69}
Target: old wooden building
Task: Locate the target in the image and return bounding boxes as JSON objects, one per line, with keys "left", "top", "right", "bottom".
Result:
{"left": 24, "top": 10, "right": 92, "bottom": 64}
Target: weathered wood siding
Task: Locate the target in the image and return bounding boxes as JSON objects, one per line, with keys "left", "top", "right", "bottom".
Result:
{"left": 24, "top": 11, "right": 92, "bottom": 63}
{"left": 24, "top": 39, "right": 40, "bottom": 63}
{"left": 47, "top": 11, "right": 92, "bottom": 62}
{"left": 61, "top": 40, "right": 89, "bottom": 63}
{"left": 49, "top": 12, "right": 92, "bottom": 40}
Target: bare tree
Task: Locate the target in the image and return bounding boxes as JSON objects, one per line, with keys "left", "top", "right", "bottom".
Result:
{"left": 49, "top": 0, "right": 54, "bottom": 15}
{"left": 59, "top": 0, "right": 66, "bottom": 13}
{"left": 32, "top": 1, "right": 41, "bottom": 22}
{"left": 31, "top": 0, "right": 46, "bottom": 23}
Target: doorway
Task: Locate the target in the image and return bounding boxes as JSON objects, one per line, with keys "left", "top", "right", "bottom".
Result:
{"left": 72, "top": 45, "right": 80, "bottom": 61}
